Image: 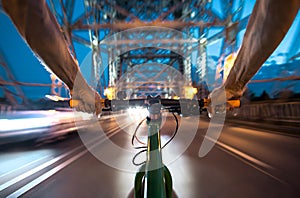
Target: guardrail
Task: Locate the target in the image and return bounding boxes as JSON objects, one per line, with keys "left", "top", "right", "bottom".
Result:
{"left": 0, "top": 104, "right": 14, "bottom": 113}
{"left": 227, "top": 100, "right": 300, "bottom": 124}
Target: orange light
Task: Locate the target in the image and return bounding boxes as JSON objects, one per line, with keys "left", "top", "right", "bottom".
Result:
{"left": 227, "top": 100, "right": 241, "bottom": 108}
{"left": 69, "top": 99, "right": 79, "bottom": 107}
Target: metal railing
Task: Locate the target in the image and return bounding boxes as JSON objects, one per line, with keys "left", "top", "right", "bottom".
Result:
{"left": 227, "top": 100, "right": 300, "bottom": 123}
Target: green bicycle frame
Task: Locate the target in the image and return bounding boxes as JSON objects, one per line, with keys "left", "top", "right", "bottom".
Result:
{"left": 134, "top": 100, "right": 173, "bottom": 198}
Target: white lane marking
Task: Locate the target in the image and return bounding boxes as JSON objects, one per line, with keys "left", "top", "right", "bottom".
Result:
{"left": 7, "top": 123, "right": 130, "bottom": 197}
{"left": 217, "top": 146, "right": 288, "bottom": 185}
{"left": 7, "top": 149, "right": 89, "bottom": 198}
{"left": 99, "top": 113, "right": 127, "bottom": 121}
{"left": 204, "top": 136, "right": 273, "bottom": 169}
{"left": 0, "top": 145, "right": 83, "bottom": 192}
{"left": 0, "top": 155, "right": 50, "bottom": 180}
{"left": 204, "top": 136, "right": 288, "bottom": 184}
{"left": 0, "top": 122, "right": 128, "bottom": 193}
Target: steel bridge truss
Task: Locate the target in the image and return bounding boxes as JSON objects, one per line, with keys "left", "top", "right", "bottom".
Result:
{"left": 116, "top": 63, "right": 187, "bottom": 99}
{"left": 48, "top": 0, "right": 246, "bottom": 98}
{"left": 0, "top": 50, "right": 27, "bottom": 107}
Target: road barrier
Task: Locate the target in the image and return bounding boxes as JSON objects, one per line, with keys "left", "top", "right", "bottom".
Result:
{"left": 227, "top": 100, "right": 300, "bottom": 124}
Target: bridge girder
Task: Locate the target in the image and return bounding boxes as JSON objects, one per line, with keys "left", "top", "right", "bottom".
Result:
{"left": 48, "top": 0, "right": 246, "bottom": 97}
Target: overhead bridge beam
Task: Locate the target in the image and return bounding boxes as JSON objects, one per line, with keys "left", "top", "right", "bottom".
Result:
{"left": 122, "top": 54, "right": 180, "bottom": 59}
{"left": 101, "top": 39, "right": 198, "bottom": 45}
{"left": 72, "top": 20, "right": 223, "bottom": 31}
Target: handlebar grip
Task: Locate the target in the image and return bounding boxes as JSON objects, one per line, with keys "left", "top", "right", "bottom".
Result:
{"left": 227, "top": 100, "right": 241, "bottom": 108}
{"left": 69, "top": 99, "right": 79, "bottom": 107}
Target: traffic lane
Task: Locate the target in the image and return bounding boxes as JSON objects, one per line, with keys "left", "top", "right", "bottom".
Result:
{"left": 17, "top": 113, "right": 182, "bottom": 197}
{"left": 219, "top": 123, "right": 300, "bottom": 164}
{"left": 169, "top": 141, "right": 295, "bottom": 198}
{"left": 0, "top": 116, "right": 122, "bottom": 195}
{"left": 0, "top": 133, "right": 82, "bottom": 184}
{"left": 76, "top": 113, "right": 180, "bottom": 174}
{"left": 0, "top": 116, "right": 117, "bottom": 174}
{"left": 21, "top": 148, "right": 135, "bottom": 198}
{"left": 170, "top": 118, "right": 297, "bottom": 197}
{"left": 0, "top": 111, "right": 168, "bottom": 190}
{"left": 20, "top": 121, "right": 138, "bottom": 198}
{"left": 213, "top": 121, "right": 300, "bottom": 189}
{"left": 0, "top": 116, "right": 134, "bottom": 197}
{"left": 22, "top": 123, "right": 294, "bottom": 198}
{"left": 21, "top": 114, "right": 298, "bottom": 197}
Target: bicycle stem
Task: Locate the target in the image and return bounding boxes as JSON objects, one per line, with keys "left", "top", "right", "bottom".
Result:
{"left": 134, "top": 96, "right": 172, "bottom": 198}
{"left": 145, "top": 103, "right": 166, "bottom": 198}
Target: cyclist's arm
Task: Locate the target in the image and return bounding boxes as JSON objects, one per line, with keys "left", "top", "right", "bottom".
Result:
{"left": 2, "top": 0, "right": 102, "bottom": 114}
{"left": 223, "top": 0, "right": 299, "bottom": 99}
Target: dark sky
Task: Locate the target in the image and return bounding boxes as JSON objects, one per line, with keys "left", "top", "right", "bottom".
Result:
{"left": 0, "top": 11, "right": 90, "bottom": 100}
{"left": 0, "top": 12, "right": 53, "bottom": 99}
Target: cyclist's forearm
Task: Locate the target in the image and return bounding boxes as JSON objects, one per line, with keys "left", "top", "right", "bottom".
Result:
{"left": 2, "top": 0, "right": 86, "bottom": 90}
{"left": 224, "top": 0, "right": 299, "bottom": 96}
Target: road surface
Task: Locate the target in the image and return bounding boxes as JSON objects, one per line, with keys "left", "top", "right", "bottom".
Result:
{"left": 0, "top": 112, "right": 299, "bottom": 197}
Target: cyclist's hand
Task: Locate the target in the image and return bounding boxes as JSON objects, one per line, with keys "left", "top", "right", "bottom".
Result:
{"left": 70, "top": 86, "right": 102, "bottom": 116}
{"left": 209, "top": 86, "right": 244, "bottom": 102}
{"left": 207, "top": 86, "right": 243, "bottom": 118}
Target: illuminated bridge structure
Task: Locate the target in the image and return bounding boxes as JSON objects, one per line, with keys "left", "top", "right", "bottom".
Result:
{"left": 1, "top": 1, "right": 300, "bottom": 197}
{"left": 47, "top": 0, "right": 249, "bottom": 99}
{"left": 1, "top": 0, "right": 299, "bottom": 103}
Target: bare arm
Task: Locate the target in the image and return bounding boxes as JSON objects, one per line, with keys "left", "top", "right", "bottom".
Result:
{"left": 224, "top": 0, "right": 299, "bottom": 99}
{"left": 2, "top": 0, "right": 101, "bottom": 114}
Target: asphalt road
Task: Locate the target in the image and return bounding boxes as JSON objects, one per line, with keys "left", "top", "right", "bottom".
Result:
{"left": 0, "top": 113, "right": 299, "bottom": 198}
